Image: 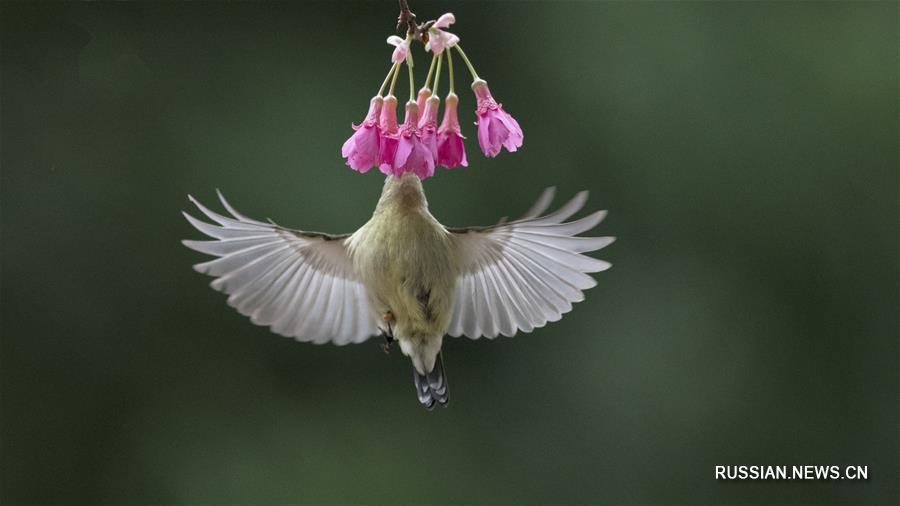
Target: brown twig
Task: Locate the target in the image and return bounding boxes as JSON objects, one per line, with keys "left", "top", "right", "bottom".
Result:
{"left": 397, "top": 0, "right": 435, "bottom": 42}
{"left": 397, "top": 0, "right": 417, "bottom": 35}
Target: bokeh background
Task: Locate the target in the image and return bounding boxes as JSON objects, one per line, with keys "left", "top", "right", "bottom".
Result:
{"left": 1, "top": 1, "right": 897, "bottom": 504}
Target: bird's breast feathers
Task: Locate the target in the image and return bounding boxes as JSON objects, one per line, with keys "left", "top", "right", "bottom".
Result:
{"left": 348, "top": 206, "right": 458, "bottom": 341}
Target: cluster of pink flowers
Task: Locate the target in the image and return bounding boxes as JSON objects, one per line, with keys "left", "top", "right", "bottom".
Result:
{"left": 341, "top": 13, "right": 523, "bottom": 180}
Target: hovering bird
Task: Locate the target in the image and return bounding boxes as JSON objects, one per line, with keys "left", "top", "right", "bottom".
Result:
{"left": 182, "top": 174, "right": 614, "bottom": 409}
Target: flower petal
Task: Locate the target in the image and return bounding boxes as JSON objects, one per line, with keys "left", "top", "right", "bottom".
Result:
{"left": 438, "top": 131, "right": 467, "bottom": 168}
{"left": 496, "top": 110, "right": 523, "bottom": 151}
{"left": 387, "top": 36, "right": 409, "bottom": 63}
{"left": 434, "top": 13, "right": 455, "bottom": 29}
{"left": 426, "top": 30, "right": 459, "bottom": 54}
{"left": 391, "top": 45, "right": 407, "bottom": 64}
{"left": 488, "top": 118, "right": 509, "bottom": 156}
{"left": 393, "top": 137, "right": 414, "bottom": 170}
{"left": 341, "top": 135, "right": 356, "bottom": 158}
{"left": 476, "top": 116, "right": 493, "bottom": 157}
{"left": 442, "top": 32, "right": 459, "bottom": 48}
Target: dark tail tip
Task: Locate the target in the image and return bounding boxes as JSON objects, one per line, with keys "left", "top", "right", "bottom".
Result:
{"left": 412, "top": 352, "right": 449, "bottom": 410}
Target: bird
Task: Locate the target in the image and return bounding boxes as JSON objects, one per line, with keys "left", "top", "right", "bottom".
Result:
{"left": 182, "top": 173, "right": 614, "bottom": 409}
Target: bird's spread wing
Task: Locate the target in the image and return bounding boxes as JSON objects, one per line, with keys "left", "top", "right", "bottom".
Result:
{"left": 447, "top": 188, "right": 614, "bottom": 339}
{"left": 182, "top": 191, "right": 379, "bottom": 345}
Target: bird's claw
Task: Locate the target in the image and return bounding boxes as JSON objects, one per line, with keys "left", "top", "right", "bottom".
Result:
{"left": 381, "top": 331, "right": 395, "bottom": 354}
{"left": 381, "top": 311, "right": 395, "bottom": 354}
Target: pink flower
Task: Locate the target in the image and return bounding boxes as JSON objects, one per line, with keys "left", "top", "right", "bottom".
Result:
{"left": 387, "top": 36, "right": 410, "bottom": 64}
{"left": 425, "top": 13, "right": 459, "bottom": 55}
{"left": 378, "top": 95, "right": 400, "bottom": 174}
{"left": 341, "top": 96, "right": 383, "bottom": 173}
{"left": 384, "top": 102, "right": 435, "bottom": 179}
{"left": 472, "top": 79, "right": 523, "bottom": 157}
{"left": 437, "top": 92, "right": 467, "bottom": 168}
{"left": 418, "top": 95, "right": 440, "bottom": 160}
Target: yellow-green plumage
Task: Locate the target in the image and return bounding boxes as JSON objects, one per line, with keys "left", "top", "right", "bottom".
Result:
{"left": 347, "top": 173, "right": 459, "bottom": 375}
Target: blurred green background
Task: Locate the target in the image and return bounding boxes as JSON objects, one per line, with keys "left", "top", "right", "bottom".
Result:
{"left": 1, "top": 1, "right": 897, "bottom": 504}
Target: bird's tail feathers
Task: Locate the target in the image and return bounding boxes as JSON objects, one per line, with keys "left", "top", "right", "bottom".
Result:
{"left": 413, "top": 352, "right": 449, "bottom": 410}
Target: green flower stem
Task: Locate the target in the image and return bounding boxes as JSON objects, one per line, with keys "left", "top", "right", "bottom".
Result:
{"left": 378, "top": 63, "right": 397, "bottom": 97}
{"left": 454, "top": 45, "right": 480, "bottom": 81}
{"left": 388, "top": 61, "right": 401, "bottom": 97}
{"left": 431, "top": 53, "right": 443, "bottom": 97}
{"left": 407, "top": 60, "right": 415, "bottom": 102}
{"left": 423, "top": 54, "right": 438, "bottom": 91}
{"left": 447, "top": 48, "right": 455, "bottom": 94}
{"left": 405, "top": 34, "right": 415, "bottom": 102}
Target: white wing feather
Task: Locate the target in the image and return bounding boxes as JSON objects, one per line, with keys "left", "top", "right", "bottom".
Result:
{"left": 448, "top": 188, "right": 614, "bottom": 339}
{"left": 182, "top": 191, "right": 379, "bottom": 345}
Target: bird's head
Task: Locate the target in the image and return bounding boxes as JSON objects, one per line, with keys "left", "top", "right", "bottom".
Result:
{"left": 377, "top": 172, "right": 428, "bottom": 212}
